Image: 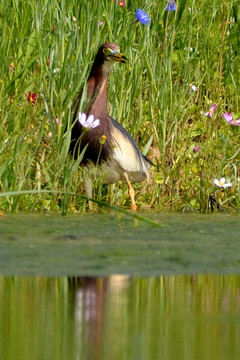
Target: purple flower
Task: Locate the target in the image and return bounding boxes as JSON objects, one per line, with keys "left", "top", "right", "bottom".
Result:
{"left": 223, "top": 112, "right": 240, "bottom": 126}
{"left": 193, "top": 146, "right": 199, "bottom": 153}
{"left": 166, "top": 0, "right": 177, "bottom": 11}
{"left": 135, "top": 9, "right": 150, "bottom": 25}
{"left": 204, "top": 104, "right": 217, "bottom": 118}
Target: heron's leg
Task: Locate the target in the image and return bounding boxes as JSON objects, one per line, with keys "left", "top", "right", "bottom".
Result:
{"left": 84, "top": 176, "right": 93, "bottom": 198}
{"left": 83, "top": 175, "right": 93, "bottom": 210}
{"left": 124, "top": 174, "right": 137, "bottom": 211}
{"left": 127, "top": 180, "right": 137, "bottom": 211}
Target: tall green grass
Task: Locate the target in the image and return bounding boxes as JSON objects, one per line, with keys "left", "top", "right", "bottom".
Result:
{"left": 0, "top": 0, "right": 240, "bottom": 213}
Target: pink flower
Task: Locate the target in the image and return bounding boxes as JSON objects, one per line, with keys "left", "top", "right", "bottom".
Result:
{"left": 204, "top": 104, "right": 217, "bottom": 118}
{"left": 55, "top": 117, "right": 63, "bottom": 127}
{"left": 223, "top": 112, "right": 240, "bottom": 126}
{"left": 9, "top": 63, "right": 15, "bottom": 72}
{"left": 193, "top": 146, "right": 199, "bottom": 153}
{"left": 114, "top": 0, "right": 125, "bottom": 6}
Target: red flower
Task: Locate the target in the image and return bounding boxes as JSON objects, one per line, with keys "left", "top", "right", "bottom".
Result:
{"left": 26, "top": 91, "right": 37, "bottom": 105}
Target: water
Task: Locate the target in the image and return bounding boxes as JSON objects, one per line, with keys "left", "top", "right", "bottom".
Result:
{"left": 1, "top": 213, "right": 240, "bottom": 359}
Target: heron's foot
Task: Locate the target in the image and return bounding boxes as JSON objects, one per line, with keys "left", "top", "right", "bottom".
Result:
{"left": 130, "top": 204, "right": 137, "bottom": 212}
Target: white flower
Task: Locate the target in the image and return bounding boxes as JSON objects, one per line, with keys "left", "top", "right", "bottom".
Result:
{"left": 190, "top": 85, "right": 197, "bottom": 92}
{"left": 53, "top": 68, "right": 60, "bottom": 74}
{"left": 189, "top": 84, "right": 197, "bottom": 94}
{"left": 78, "top": 112, "right": 100, "bottom": 129}
{"left": 214, "top": 177, "right": 232, "bottom": 189}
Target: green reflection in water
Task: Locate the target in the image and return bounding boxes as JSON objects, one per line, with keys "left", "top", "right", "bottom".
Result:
{"left": 0, "top": 275, "right": 240, "bottom": 360}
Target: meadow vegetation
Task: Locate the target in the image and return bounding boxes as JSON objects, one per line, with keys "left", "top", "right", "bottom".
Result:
{"left": 0, "top": 0, "right": 240, "bottom": 214}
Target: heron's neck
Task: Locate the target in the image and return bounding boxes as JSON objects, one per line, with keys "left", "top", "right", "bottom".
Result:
{"left": 86, "top": 62, "right": 113, "bottom": 119}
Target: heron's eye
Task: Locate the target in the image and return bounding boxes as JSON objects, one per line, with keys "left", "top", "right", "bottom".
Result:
{"left": 103, "top": 48, "right": 109, "bottom": 56}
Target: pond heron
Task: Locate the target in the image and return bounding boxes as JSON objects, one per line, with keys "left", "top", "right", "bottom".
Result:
{"left": 70, "top": 43, "right": 152, "bottom": 210}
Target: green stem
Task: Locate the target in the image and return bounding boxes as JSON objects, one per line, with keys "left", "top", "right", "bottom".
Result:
{"left": 218, "top": 4, "right": 226, "bottom": 96}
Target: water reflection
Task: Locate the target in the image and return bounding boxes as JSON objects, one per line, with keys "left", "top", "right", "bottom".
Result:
{"left": 0, "top": 275, "right": 240, "bottom": 360}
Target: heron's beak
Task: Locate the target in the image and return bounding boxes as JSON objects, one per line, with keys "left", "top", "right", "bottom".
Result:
{"left": 108, "top": 49, "right": 128, "bottom": 63}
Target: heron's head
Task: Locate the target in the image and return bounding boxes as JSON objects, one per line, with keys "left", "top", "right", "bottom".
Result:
{"left": 99, "top": 43, "right": 127, "bottom": 64}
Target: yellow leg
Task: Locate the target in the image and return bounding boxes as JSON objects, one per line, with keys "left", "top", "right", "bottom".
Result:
{"left": 126, "top": 179, "right": 137, "bottom": 211}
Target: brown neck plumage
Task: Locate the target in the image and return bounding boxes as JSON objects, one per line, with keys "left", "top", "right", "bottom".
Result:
{"left": 85, "top": 74, "right": 108, "bottom": 119}
{"left": 85, "top": 60, "right": 113, "bottom": 119}
{"left": 72, "top": 57, "right": 112, "bottom": 123}
{"left": 70, "top": 54, "right": 114, "bottom": 163}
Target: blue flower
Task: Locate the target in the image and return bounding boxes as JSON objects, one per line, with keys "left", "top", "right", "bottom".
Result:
{"left": 166, "top": 0, "right": 177, "bottom": 11}
{"left": 135, "top": 9, "right": 150, "bottom": 25}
